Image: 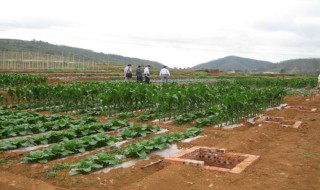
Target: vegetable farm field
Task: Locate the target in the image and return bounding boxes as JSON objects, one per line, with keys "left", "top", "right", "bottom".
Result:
{"left": 0, "top": 73, "right": 319, "bottom": 190}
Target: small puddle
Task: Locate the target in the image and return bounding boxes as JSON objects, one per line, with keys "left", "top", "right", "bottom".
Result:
{"left": 265, "top": 103, "right": 288, "bottom": 111}
{"left": 95, "top": 158, "right": 139, "bottom": 174}
{"left": 0, "top": 131, "right": 54, "bottom": 142}
{"left": 220, "top": 124, "right": 244, "bottom": 129}
{"left": 95, "top": 144, "right": 183, "bottom": 174}
{"left": 152, "top": 118, "right": 172, "bottom": 123}
{"left": 60, "top": 141, "right": 129, "bottom": 160}
{"left": 155, "top": 129, "right": 169, "bottom": 134}
{"left": 115, "top": 140, "right": 128, "bottom": 147}
{"left": 89, "top": 138, "right": 203, "bottom": 174}
{"left": 152, "top": 144, "right": 181, "bottom": 158}
{"left": 181, "top": 135, "right": 205, "bottom": 143}
{"left": 10, "top": 144, "right": 51, "bottom": 153}
{"left": 213, "top": 122, "right": 244, "bottom": 129}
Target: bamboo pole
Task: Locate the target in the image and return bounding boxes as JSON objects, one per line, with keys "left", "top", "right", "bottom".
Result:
{"left": 30, "top": 52, "right": 33, "bottom": 70}
{"left": 9, "top": 52, "right": 12, "bottom": 70}
{"left": 72, "top": 54, "right": 74, "bottom": 71}
{"left": 7, "top": 52, "right": 10, "bottom": 70}
{"left": 5, "top": 52, "right": 9, "bottom": 68}
{"left": 50, "top": 55, "right": 53, "bottom": 70}
{"left": 21, "top": 52, "right": 24, "bottom": 70}
{"left": 36, "top": 52, "right": 39, "bottom": 71}
{"left": 15, "top": 52, "right": 18, "bottom": 71}
{"left": 2, "top": 52, "right": 4, "bottom": 70}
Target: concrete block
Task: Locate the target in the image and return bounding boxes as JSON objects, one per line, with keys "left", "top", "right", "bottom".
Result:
{"left": 164, "top": 146, "right": 259, "bottom": 174}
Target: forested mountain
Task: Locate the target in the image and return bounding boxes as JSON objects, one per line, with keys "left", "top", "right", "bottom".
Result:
{"left": 269, "top": 59, "right": 320, "bottom": 74}
{"left": 193, "top": 56, "right": 320, "bottom": 74}
{"left": 0, "top": 39, "right": 164, "bottom": 68}
{"left": 193, "top": 56, "right": 274, "bottom": 72}
{"left": 2, "top": 39, "right": 319, "bottom": 73}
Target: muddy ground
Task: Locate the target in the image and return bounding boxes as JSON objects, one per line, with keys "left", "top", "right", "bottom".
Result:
{"left": 0, "top": 95, "right": 320, "bottom": 190}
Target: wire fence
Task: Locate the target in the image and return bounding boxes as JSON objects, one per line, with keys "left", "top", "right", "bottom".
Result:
{"left": 0, "top": 52, "right": 112, "bottom": 72}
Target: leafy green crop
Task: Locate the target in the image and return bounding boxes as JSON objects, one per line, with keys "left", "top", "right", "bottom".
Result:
{"left": 117, "top": 128, "right": 203, "bottom": 159}
{"left": 138, "top": 114, "right": 156, "bottom": 121}
{"left": 116, "top": 112, "right": 135, "bottom": 119}
{"left": 0, "top": 74, "right": 47, "bottom": 87}
{"left": 69, "top": 153, "right": 123, "bottom": 175}
{"left": 116, "top": 124, "right": 160, "bottom": 139}
{"left": 4, "top": 78, "right": 307, "bottom": 121}
{"left": 69, "top": 127, "right": 203, "bottom": 175}
{"left": 22, "top": 133, "right": 118, "bottom": 163}
{"left": 0, "top": 119, "right": 130, "bottom": 151}
{"left": 176, "top": 113, "right": 198, "bottom": 124}
{"left": 21, "top": 122, "right": 161, "bottom": 163}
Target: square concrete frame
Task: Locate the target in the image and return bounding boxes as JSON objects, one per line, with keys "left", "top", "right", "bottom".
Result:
{"left": 256, "top": 116, "right": 302, "bottom": 128}
{"left": 285, "top": 106, "right": 317, "bottom": 113}
{"left": 164, "top": 146, "right": 260, "bottom": 174}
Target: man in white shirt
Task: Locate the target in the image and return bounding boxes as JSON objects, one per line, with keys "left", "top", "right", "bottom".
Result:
{"left": 124, "top": 64, "right": 132, "bottom": 81}
{"left": 159, "top": 66, "right": 170, "bottom": 83}
{"left": 144, "top": 65, "right": 151, "bottom": 84}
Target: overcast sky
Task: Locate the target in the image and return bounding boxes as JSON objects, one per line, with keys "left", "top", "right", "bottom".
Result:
{"left": 1, "top": 0, "right": 320, "bottom": 68}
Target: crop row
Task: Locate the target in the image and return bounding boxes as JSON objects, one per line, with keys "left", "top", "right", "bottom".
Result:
{"left": 0, "top": 110, "right": 72, "bottom": 129}
{"left": 0, "top": 115, "right": 97, "bottom": 139}
{"left": 22, "top": 123, "right": 160, "bottom": 163}
{"left": 0, "top": 119, "right": 130, "bottom": 151}
{"left": 0, "top": 118, "right": 72, "bottom": 139}
{"left": 0, "top": 94, "right": 6, "bottom": 104}
{"left": 173, "top": 86, "right": 286, "bottom": 126}
{"left": 5, "top": 81, "right": 287, "bottom": 118}
{"left": 0, "top": 74, "right": 47, "bottom": 87}
{"left": 69, "top": 127, "right": 203, "bottom": 175}
{"left": 216, "top": 77, "right": 317, "bottom": 88}
{"left": 3, "top": 77, "right": 313, "bottom": 127}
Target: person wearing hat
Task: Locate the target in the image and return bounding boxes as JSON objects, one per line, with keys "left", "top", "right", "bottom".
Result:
{"left": 136, "top": 65, "right": 143, "bottom": 83}
{"left": 144, "top": 65, "right": 151, "bottom": 84}
{"left": 159, "top": 66, "right": 170, "bottom": 83}
{"left": 124, "top": 64, "right": 132, "bottom": 81}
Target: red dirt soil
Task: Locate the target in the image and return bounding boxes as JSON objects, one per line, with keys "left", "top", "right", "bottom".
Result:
{"left": 0, "top": 95, "right": 320, "bottom": 190}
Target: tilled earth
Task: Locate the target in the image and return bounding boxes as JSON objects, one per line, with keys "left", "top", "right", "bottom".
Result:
{"left": 0, "top": 95, "right": 320, "bottom": 190}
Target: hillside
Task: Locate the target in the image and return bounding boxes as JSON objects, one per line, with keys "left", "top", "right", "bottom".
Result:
{"left": 193, "top": 56, "right": 320, "bottom": 74}
{"left": 0, "top": 39, "right": 164, "bottom": 68}
{"left": 193, "top": 56, "right": 274, "bottom": 72}
{"left": 269, "top": 59, "right": 320, "bottom": 74}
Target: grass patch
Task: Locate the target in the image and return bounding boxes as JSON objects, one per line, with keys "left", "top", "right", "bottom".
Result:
{"left": 46, "top": 171, "right": 57, "bottom": 179}
{"left": 56, "top": 176, "right": 66, "bottom": 181}
{"left": 85, "top": 181, "right": 95, "bottom": 186}
{"left": 70, "top": 178, "right": 82, "bottom": 188}
{"left": 303, "top": 152, "right": 313, "bottom": 158}
{"left": 4, "top": 160, "right": 13, "bottom": 169}
{"left": 52, "top": 163, "right": 70, "bottom": 170}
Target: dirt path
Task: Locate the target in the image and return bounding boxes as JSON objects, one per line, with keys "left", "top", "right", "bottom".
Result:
{"left": 0, "top": 171, "right": 66, "bottom": 190}
{"left": 121, "top": 96, "right": 320, "bottom": 190}
{"left": 1, "top": 95, "right": 320, "bottom": 190}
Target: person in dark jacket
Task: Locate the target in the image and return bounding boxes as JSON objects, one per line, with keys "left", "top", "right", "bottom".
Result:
{"left": 136, "top": 65, "right": 143, "bottom": 82}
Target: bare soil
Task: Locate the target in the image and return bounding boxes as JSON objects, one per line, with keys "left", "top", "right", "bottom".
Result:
{"left": 1, "top": 95, "right": 320, "bottom": 190}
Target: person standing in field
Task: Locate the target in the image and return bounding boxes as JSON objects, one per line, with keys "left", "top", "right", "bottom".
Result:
{"left": 124, "top": 64, "right": 132, "bottom": 81}
{"left": 136, "top": 65, "right": 143, "bottom": 82}
{"left": 159, "top": 66, "right": 170, "bottom": 83}
{"left": 144, "top": 65, "right": 151, "bottom": 84}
